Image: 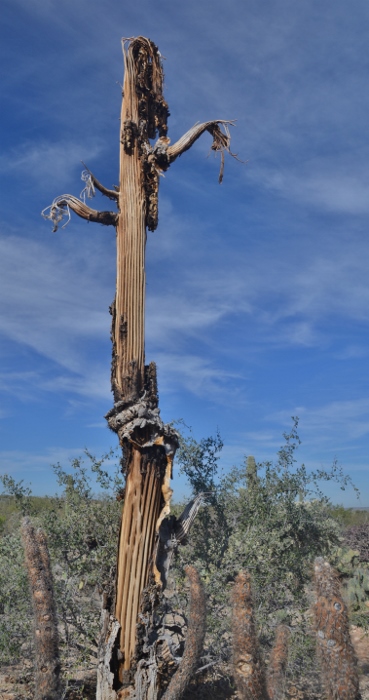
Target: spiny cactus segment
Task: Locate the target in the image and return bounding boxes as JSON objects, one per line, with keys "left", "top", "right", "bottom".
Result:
{"left": 232, "top": 571, "right": 269, "bottom": 700}
{"left": 21, "top": 517, "right": 60, "bottom": 700}
{"left": 161, "top": 565, "right": 206, "bottom": 700}
{"left": 313, "top": 557, "right": 361, "bottom": 700}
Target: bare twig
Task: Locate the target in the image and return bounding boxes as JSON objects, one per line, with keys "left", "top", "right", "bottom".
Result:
{"left": 195, "top": 660, "right": 217, "bottom": 675}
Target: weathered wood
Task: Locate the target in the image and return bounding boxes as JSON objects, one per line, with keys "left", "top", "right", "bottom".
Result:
{"left": 96, "top": 613, "right": 120, "bottom": 700}
{"left": 112, "top": 37, "right": 168, "bottom": 400}
{"left": 106, "top": 39, "right": 179, "bottom": 696}
{"left": 101, "top": 38, "right": 235, "bottom": 697}
{"left": 42, "top": 34, "right": 235, "bottom": 700}
{"left": 105, "top": 66, "right": 171, "bottom": 680}
{"left": 81, "top": 163, "right": 119, "bottom": 201}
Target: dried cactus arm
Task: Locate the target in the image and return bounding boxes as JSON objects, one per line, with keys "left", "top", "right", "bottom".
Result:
{"left": 164, "top": 120, "right": 237, "bottom": 183}
{"left": 81, "top": 163, "right": 119, "bottom": 201}
{"left": 61, "top": 196, "right": 118, "bottom": 224}
{"left": 167, "top": 120, "right": 234, "bottom": 161}
{"left": 42, "top": 195, "right": 118, "bottom": 232}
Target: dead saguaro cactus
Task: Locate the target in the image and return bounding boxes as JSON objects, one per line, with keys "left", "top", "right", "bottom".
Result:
{"left": 266, "top": 624, "right": 290, "bottom": 700}
{"left": 161, "top": 565, "right": 206, "bottom": 700}
{"left": 21, "top": 517, "right": 60, "bottom": 700}
{"left": 232, "top": 571, "right": 269, "bottom": 700}
{"left": 313, "top": 557, "right": 361, "bottom": 700}
{"left": 43, "top": 35, "right": 236, "bottom": 700}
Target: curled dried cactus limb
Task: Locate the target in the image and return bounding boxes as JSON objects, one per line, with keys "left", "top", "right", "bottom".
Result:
{"left": 41, "top": 194, "right": 118, "bottom": 232}
{"left": 266, "top": 624, "right": 290, "bottom": 700}
{"left": 81, "top": 162, "right": 119, "bottom": 201}
{"left": 313, "top": 557, "right": 361, "bottom": 700}
{"left": 21, "top": 517, "right": 60, "bottom": 700}
{"left": 161, "top": 565, "right": 206, "bottom": 700}
{"left": 232, "top": 570, "right": 269, "bottom": 700}
{"left": 166, "top": 119, "right": 238, "bottom": 183}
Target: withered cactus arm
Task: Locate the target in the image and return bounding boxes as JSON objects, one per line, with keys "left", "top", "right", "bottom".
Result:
{"left": 59, "top": 196, "right": 118, "bottom": 224}
{"left": 81, "top": 163, "right": 119, "bottom": 201}
{"left": 153, "top": 120, "right": 237, "bottom": 183}
{"left": 42, "top": 195, "right": 118, "bottom": 232}
{"left": 167, "top": 120, "right": 234, "bottom": 160}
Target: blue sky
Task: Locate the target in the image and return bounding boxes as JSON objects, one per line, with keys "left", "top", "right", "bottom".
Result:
{"left": 1, "top": 0, "right": 369, "bottom": 505}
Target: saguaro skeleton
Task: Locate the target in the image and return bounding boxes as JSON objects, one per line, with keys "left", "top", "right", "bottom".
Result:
{"left": 43, "top": 36, "right": 235, "bottom": 699}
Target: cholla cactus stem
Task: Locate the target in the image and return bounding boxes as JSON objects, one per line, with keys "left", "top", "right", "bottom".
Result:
{"left": 232, "top": 570, "right": 269, "bottom": 700}
{"left": 161, "top": 565, "right": 206, "bottom": 700}
{"left": 267, "top": 624, "right": 290, "bottom": 700}
{"left": 313, "top": 557, "right": 361, "bottom": 700}
{"left": 21, "top": 517, "right": 60, "bottom": 700}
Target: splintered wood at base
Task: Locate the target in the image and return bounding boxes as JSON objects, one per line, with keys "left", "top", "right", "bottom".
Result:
{"left": 115, "top": 446, "right": 164, "bottom": 674}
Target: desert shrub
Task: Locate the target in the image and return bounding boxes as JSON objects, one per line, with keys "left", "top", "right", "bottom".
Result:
{"left": 173, "top": 418, "right": 356, "bottom": 674}
{"left": 0, "top": 529, "right": 33, "bottom": 663}
{"left": 343, "top": 523, "right": 369, "bottom": 562}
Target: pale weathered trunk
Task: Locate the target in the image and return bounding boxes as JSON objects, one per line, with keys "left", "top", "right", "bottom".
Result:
{"left": 43, "top": 35, "right": 235, "bottom": 700}
{"left": 98, "top": 38, "right": 179, "bottom": 699}
{"left": 97, "top": 40, "right": 235, "bottom": 698}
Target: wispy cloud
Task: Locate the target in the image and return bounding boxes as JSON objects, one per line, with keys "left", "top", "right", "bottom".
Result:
{"left": 148, "top": 220, "right": 369, "bottom": 355}
{"left": 0, "top": 234, "right": 112, "bottom": 373}
{"left": 252, "top": 163, "right": 369, "bottom": 216}
{"left": 146, "top": 295, "right": 227, "bottom": 346}
{"left": 41, "top": 369, "right": 111, "bottom": 401}
{"left": 273, "top": 398, "right": 369, "bottom": 447}
{"left": 1, "top": 141, "right": 104, "bottom": 189}
{"left": 155, "top": 351, "right": 241, "bottom": 401}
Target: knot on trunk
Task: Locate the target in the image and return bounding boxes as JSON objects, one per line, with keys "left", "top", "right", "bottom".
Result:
{"left": 105, "top": 395, "right": 179, "bottom": 454}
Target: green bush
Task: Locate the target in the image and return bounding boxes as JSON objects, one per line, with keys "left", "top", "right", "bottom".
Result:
{"left": 174, "top": 418, "right": 358, "bottom": 672}
{"left": 0, "top": 530, "right": 33, "bottom": 663}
